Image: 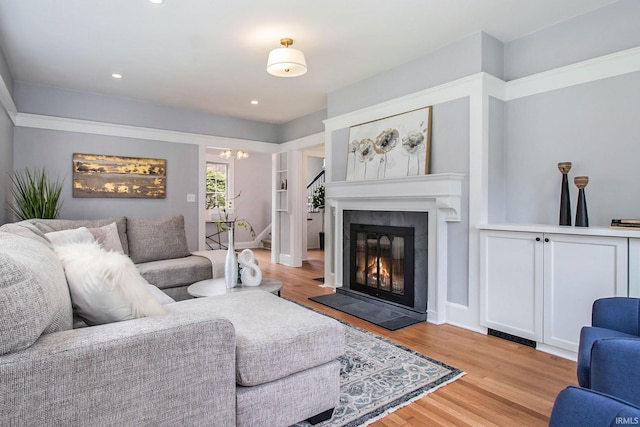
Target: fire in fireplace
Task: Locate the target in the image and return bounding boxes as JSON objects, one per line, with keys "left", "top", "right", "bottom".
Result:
{"left": 349, "top": 223, "right": 415, "bottom": 308}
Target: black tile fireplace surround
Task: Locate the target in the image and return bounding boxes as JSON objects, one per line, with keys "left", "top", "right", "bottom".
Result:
{"left": 341, "top": 210, "right": 428, "bottom": 320}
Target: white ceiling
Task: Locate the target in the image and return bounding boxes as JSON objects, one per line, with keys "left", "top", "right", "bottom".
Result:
{"left": 0, "top": 0, "right": 618, "bottom": 124}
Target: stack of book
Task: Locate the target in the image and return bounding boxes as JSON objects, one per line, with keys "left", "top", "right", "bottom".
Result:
{"left": 610, "top": 219, "right": 640, "bottom": 229}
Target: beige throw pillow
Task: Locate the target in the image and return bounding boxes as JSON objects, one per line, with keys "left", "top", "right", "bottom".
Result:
{"left": 89, "top": 222, "right": 125, "bottom": 254}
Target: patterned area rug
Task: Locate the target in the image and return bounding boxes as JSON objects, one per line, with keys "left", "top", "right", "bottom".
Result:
{"left": 293, "top": 319, "right": 465, "bottom": 427}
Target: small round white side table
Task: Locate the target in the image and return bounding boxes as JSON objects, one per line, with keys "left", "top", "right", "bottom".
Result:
{"left": 187, "top": 277, "right": 283, "bottom": 298}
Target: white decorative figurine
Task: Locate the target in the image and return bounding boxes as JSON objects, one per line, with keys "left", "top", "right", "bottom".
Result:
{"left": 239, "top": 249, "right": 262, "bottom": 286}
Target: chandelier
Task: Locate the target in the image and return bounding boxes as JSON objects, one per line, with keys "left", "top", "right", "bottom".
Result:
{"left": 220, "top": 149, "right": 249, "bottom": 160}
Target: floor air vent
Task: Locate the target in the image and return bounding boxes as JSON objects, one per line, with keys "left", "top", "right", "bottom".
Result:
{"left": 488, "top": 329, "right": 536, "bottom": 348}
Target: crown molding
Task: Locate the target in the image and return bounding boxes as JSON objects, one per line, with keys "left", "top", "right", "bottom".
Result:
{"left": 14, "top": 112, "right": 281, "bottom": 152}
{"left": 505, "top": 45, "right": 640, "bottom": 100}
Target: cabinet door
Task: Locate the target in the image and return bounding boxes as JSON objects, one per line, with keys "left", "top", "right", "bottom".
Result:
{"left": 543, "top": 234, "right": 628, "bottom": 352}
{"left": 480, "top": 231, "right": 543, "bottom": 341}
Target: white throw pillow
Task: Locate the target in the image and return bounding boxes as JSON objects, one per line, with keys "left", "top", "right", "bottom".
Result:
{"left": 88, "top": 222, "right": 125, "bottom": 254}
{"left": 53, "top": 241, "right": 166, "bottom": 325}
{"left": 45, "top": 227, "right": 95, "bottom": 247}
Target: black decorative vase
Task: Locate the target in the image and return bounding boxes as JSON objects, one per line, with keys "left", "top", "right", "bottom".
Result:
{"left": 558, "top": 162, "right": 572, "bottom": 226}
{"left": 574, "top": 176, "right": 589, "bottom": 227}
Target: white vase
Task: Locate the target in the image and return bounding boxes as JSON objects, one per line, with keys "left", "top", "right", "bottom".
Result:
{"left": 224, "top": 226, "right": 237, "bottom": 289}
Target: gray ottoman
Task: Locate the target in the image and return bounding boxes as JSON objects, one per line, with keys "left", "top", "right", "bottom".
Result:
{"left": 167, "top": 291, "right": 345, "bottom": 426}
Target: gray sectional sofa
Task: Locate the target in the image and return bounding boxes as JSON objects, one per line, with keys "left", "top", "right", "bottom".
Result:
{"left": 0, "top": 216, "right": 345, "bottom": 426}
{"left": 12, "top": 215, "right": 224, "bottom": 300}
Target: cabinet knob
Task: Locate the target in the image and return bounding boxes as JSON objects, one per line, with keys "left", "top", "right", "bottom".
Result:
{"left": 536, "top": 237, "right": 541, "bottom": 242}
{"left": 545, "top": 238, "right": 549, "bottom": 243}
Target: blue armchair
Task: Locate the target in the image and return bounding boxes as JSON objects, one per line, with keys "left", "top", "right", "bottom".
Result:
{"left": 550, "top": 386, "right": 640, "bottom": 427}
{"left": 551, "top": 298, "right": 640, "bottom": 424}
{"left": 577, "top": 297, "right": 640, "bottom": 389}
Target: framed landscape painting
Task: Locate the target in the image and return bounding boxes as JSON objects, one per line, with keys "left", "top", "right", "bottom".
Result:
{"left": 72, "top": 153, "right": 166, "bottom": 198}
{"left": 346, "top": 106, "right": 432, "bottom": 181}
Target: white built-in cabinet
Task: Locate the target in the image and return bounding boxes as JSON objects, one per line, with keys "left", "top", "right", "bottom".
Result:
{"left": 480, "top": 226, "right": 629, "bottom": 353}
{"left": 275, "top": 152, "right": 288, "bottom": 213}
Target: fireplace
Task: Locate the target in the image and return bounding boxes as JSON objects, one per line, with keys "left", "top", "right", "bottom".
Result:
{"left": 350, "top": 223, "right": 414, "bottom": 308}
{"left": 340, "top": 210, "right": 428, "bottom": 319}
{"left": 324, "top": 173, "right": 463, "bottom": 324}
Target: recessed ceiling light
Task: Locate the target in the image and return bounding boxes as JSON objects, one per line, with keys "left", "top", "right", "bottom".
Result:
{"left": 149, "top": 0, "right": 164, "bottom": 4}
{"left": 111, "top": 73, "right": 123, "bottom": 79}
{"left": 250, "top": 100, "right": 259, "bottom": 105}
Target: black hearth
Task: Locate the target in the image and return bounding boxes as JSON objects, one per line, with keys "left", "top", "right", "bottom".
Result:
{"left": 349, "top": 223, "right": 415, "bottom": 308}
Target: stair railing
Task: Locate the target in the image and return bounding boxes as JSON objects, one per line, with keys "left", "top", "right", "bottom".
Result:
{"left": 307, "top": 170, "right": 325, "bottom": 213}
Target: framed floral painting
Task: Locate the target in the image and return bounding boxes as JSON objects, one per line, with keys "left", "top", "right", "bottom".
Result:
{"left": 346, "top": 106, "right": 432, "bottom": 181}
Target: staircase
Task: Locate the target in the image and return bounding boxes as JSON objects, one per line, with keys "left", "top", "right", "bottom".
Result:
{"left": 307, "top": 169, "right": 325, "bottom": 213}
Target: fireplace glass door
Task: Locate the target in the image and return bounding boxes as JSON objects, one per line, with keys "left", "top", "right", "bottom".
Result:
{"left": 350, "top": 224, "right": 415, "bottom": 307}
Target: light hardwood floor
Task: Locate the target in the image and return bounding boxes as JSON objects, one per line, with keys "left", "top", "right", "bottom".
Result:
{"left": 252, "top": 248, "right": 576, "bottom": 426}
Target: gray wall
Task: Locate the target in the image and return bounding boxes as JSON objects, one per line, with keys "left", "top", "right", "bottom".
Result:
{"left": 430, "top": 98, "right": 470, "bottom": 305}
{"left": 281, "top": 109, "right": 326, "bottom": 143}
{"left": 501, "top": 0, "right": 640, "bottom": 227}
{"left": 0, "top": 46, "right": 13, "bottom": 225}
{"left": 504, "top": 0, "right": 640, "bottom": 80}
{"left": 328, "top": 32, "right": 486, "bottom": 118}
{"left": 488, "top": 97, "right": 505, "bottom": 223}
{"left": 0, "top": 111, "right": 12, "bottom": 225}
{"left": 504, "top": 71, "right": 640, "bottom": 226}
{"left": 14, "top": 82, "right": 282, "bottom": 143}
{"left": 12, "top": 127, "right": 201, "bottom": 250}
{"left": 0, "top": 44, "right": 13, "bottom": 99}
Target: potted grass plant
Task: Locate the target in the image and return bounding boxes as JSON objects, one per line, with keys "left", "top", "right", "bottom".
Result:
{"left": 9, "top": 168, "right": 64, "bottom": 220}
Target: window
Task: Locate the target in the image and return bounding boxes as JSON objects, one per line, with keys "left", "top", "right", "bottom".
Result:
{"left": 206, "top": 162, "right": 230, "bottom": 210}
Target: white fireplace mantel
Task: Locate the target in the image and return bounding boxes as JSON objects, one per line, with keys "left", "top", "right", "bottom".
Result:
{"left": 324, "top": 173, "right": 465, "bottom": 324}
{"left": 325, "top": 173, "right": 464, "bottom": 221}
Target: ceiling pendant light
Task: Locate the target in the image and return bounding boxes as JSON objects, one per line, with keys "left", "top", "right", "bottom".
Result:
{"left": 266, "top": 38, "right": 307, "bottom": 77}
